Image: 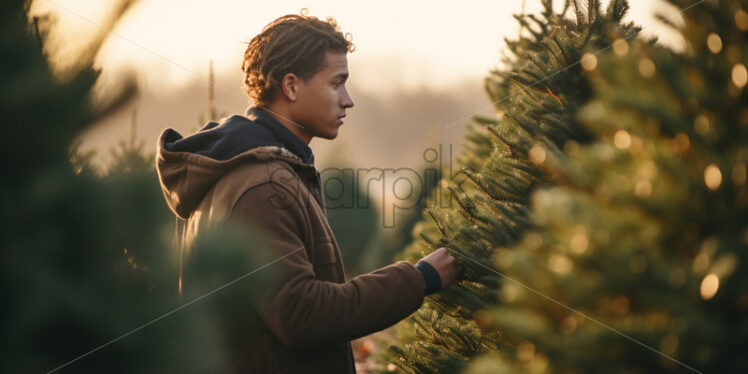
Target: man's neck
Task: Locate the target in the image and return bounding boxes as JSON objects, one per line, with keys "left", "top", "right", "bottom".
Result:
{"left": 261, "top": 104, "right": 312, "bottom": 145}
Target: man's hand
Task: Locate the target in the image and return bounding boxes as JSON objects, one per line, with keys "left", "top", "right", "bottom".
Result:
{"left": 419, "top": 247, "right": 460, "bottom": 291}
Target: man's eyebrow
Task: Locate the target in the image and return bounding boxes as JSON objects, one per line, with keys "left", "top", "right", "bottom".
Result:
{"left": 333, "top": 72, "right": 349, "bottom": 80}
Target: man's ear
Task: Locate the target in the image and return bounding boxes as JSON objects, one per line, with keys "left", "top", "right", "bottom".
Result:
{"left": 280, "top": 73, "right": 299, "bottom": 102}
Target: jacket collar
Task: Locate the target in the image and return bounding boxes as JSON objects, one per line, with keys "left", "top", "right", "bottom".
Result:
{"left": 246, "top": 106, "right": 315, "bottom": 165}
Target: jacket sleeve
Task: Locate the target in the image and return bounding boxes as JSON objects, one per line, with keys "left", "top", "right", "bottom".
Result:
{"left": 229, "top": 181, "right": 426, "bottom": 349}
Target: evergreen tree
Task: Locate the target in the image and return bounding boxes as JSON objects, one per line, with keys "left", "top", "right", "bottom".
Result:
{"left": 1, "top": 1, "right": 268, "bottom": 372}
{"left": 376, "top": 1, "right": 640, "bottom": 372}
{"left": 323, "top": 160, "right": 380, "bottom": 276}
{"left": 464, "top": 0, "right": 748, "bottom": 373}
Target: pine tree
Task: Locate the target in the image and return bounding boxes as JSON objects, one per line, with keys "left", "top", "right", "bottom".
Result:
{"left": 323, "top": 160, "right": 380, "bottom": 276}
{"left": 1, "top": 1, "right": 269, "bottom": 372}
{"left": 463, "top": 0, "right": 748, "bottom": 373}
{"left": 376, "top": 1, "right": 640, "bottom": 372}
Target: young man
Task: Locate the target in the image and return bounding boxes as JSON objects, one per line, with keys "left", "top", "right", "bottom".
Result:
{"left": 156, "top": 13, "right": 459, "bottom": 373}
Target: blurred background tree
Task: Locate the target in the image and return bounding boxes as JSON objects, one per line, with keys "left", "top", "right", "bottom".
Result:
{"left": 464, "top": 0, "right": 748, "bottom": 373}
{"left": 364, "top": 158, "right": 445, "bottom": 273}
{"left": 322, "top": 136, "right": 443, "bottom": 277}
{"left": 323, "top": 159, "right": 380, "bottom": 276}
{"left": 374, "top": 0, "right": 641, "bottom": 372}
{"left": 1, "top": 1, "right": 269, "bottom": 372}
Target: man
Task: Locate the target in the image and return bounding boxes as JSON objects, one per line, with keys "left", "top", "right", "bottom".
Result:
{"left": 156, "top": 13, "right": 460, "bottom": 373}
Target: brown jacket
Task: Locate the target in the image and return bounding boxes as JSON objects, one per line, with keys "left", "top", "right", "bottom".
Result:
{"left": 156, "top": 112, "right": 426, "bottom": 373}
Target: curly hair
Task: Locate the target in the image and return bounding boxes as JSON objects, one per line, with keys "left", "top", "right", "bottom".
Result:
{"left": 241, "top": 11, "right": 355, "bottom": 106}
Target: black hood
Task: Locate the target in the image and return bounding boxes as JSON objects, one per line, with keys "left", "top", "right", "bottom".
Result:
{"left": 161, "top": 106, "right": 315, "bottom": 164}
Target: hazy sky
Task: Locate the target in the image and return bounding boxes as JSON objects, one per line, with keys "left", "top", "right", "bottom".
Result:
{"left": 31, "top": 0, "right": 683, "bottom": 95}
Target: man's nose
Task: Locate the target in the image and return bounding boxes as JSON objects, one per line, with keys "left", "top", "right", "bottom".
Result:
{"left": 341, "top": 88, "right": 354, "bottom": 108}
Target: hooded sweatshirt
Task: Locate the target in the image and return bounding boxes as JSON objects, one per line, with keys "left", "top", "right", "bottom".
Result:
{"left": 155, "top": 106, "right": 429, "bottom": 373}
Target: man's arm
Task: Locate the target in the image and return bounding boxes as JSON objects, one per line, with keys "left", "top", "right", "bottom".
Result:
{"left": 230, "top": 181, "right": 426, "bottom": 349}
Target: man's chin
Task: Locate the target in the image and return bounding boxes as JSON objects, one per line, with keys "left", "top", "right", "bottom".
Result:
{"left": 318, "top": 129, "right": 339, "bottom": 140}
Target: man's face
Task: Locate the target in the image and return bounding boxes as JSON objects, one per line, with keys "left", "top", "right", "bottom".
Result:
{"left": 291, "top": 51, "right": 354, "bottom": 141}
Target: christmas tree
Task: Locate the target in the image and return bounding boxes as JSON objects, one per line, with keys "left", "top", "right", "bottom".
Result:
{"left": 1, "top": 1, "right": 269, "bottom": 372}
{"left": 323, "top": 159, "right": 380, "bottom": 276}
{"left": 464, "top": 0, "right": 748, "bottom": 372}
{"left": 377, "top": 1, "right": 640, "bottom": 372}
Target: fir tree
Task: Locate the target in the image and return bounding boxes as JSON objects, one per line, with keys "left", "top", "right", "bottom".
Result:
{"left": 1, "top": 1, "right": 269, "bottom": 372}
{"left": 464, "top": 0, "right": 748, "bottom": 373}
{"left": 323, "top": 160, "right": 379, "bottom": 276}
{"left": 376, "top": 1, "right": 640, "bottom": 372}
